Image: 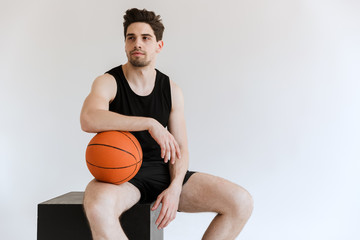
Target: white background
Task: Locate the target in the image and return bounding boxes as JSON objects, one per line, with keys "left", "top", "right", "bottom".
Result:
{"left": 1, "top": 0, "right": 359, "bottom": 239}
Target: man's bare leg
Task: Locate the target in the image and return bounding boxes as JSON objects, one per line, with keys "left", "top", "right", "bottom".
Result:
{"left": 178, "top": 172, "right": 254, "bottom": 240}
{"left": 83, "top": 179, "right": 141, "bottom": 240}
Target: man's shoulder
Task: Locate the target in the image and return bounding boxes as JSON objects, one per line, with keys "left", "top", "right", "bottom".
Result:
{"left": 92, "top": 73, "right": 117, "bottom": 92}
{"left": 167, "top": 77, "right": 182, "bottom": 92}
{"left": 169, "top": 79, "right": 184, "bottom": 106}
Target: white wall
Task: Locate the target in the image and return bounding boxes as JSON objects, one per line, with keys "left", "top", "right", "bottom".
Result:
{"left": 1, "top": 0, "right": 359, "bottom": 239}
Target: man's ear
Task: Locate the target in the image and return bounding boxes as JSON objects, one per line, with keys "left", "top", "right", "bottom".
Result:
{"left": 156, "top": 40, "right": 164, "bottom": 53}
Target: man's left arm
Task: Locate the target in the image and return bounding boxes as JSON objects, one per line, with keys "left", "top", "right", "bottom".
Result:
{"left": 151, "top": 80, "right": 189, "bottom": 229}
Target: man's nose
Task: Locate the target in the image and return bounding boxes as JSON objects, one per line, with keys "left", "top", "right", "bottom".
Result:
{"left": 134, "top": 38, "right": 142, "bottom": 49}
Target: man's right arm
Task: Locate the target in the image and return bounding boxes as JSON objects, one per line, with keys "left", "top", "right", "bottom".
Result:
{"left": 80, "top": 74, "right": 153, "bottom": 133}
{"left": 80, "top": 74, "right": 181, "bottom": 163}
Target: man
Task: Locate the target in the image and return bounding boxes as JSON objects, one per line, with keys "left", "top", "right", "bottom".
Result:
{"left": 80, "top": 8, "right": 253, "bottom": 240}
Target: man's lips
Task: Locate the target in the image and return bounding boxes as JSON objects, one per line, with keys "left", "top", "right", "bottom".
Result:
{"left": 131, "top": 51, "right": 145, "bottom": 56}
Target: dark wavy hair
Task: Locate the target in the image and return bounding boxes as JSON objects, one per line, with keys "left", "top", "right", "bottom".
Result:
{"left": 123, "top": 8, "right": 165, "bottom": 41}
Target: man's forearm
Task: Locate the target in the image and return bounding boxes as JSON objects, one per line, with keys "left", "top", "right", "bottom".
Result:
{"left": 169, "top": 149, "right": 189, "bottom": 187}
{"left": 81, "top": 109, "right": 153, "bottom": 133}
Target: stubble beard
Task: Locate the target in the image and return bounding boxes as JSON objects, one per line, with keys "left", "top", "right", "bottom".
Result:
{"left": 128, "top": 51, "right": 151, "bottom": 67}
{"left": 129, "top": 57, "right": 151, "bottom": 67}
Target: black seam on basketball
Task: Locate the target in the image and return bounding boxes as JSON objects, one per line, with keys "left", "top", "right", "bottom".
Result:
{"left": 87, "top": 158, "right": 140, "bottom": 184}
{"left": 86, "top": 160, "right": 141, "bottom": 169}
{"left": 113, "top": 141, "right": 141, "bottom": 184}
{"left": 112, "top": 158, "right": 141, "bottom": 184}
{"left": 113, "top": 166, "right": 137, "bottom": 184}
{"left": 87, "top": 143, "right": 137, "bottom": 160}
{"left": 117, "top": 132, "right": 143, "bottom": 183}
{"left": 119, "top": 131, "right": 141, "bottom": 160}
{"left": 118, "top": 131, "right": 142, "bottom": 162}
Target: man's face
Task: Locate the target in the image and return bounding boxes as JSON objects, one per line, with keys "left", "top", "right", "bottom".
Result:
{"left": 125, "top": 22, "right": 163, "bottom": 67}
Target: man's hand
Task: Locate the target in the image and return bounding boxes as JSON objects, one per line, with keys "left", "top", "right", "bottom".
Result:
{"left": 151, "top": 184, "right": 182, "bottom": 229}
{"left": 148, "top": 119, "right": 182, "bottom": 164}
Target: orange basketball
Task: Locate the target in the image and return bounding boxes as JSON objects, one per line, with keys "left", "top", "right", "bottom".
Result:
{"left": 85, "top": 131, "right": 142, "bottom": 184}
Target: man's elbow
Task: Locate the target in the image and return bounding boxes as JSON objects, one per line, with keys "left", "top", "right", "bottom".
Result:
{"left": 80, "top": 113, "right": 96, "bottom": 133}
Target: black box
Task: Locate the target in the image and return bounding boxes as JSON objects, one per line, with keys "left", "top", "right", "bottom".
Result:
{"left": 37, "top": 192, "right": 163, "bottom": 240}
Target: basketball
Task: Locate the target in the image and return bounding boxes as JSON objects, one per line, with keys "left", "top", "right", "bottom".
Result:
{"left": 85, "top": 131, "right": 142, "bottom": 184}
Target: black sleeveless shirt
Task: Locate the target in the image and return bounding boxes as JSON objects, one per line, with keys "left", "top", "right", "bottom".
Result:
{"left": 106, "top": 65, "right": 172, "bottom": 163}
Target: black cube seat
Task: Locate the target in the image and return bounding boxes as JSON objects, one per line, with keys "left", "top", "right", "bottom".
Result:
{"left": 37, "top": 191, "right": 163, "bottom": 240}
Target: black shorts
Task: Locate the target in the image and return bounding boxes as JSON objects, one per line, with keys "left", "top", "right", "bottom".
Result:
{"left": 128, "top": 161, "right": 196, "bottom": 204}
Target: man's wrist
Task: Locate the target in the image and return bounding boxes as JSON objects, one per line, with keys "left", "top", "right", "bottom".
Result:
{"left": 169, "top": 181, "right": 183, "bottom": 193}
{"left": 146, "top": 117, "right": 156, "bottom": 131}
{"left": 170, "top": 177, "right": 184, "bottom": 189}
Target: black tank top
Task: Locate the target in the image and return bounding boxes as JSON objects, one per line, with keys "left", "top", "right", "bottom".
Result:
{"left": 106, "top": 65, "right": 172, "bottom": 163}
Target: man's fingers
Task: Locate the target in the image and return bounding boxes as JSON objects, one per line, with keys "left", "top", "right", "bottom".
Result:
{"left": 170, "top": 142, "right": 176, "bottom": 164}
{"left": 156, "top": 206, "right": 168, "bottom": 227}
{"left": 152, "top": 195, "right": 162, "bottom": 211}
{"left": 161, "top": 213, "right": 172, "bottom": 228}
{"left": 161, "top": 143, "right": 166, "bottom": 159}
{"left": 159, "top": 206, "right": 176, "bottom": 229}
{"left": 158, "top": 207, "right": 172, "bottom": 229}
{"left": 164, "top": 141, "right": 171, "bottom": 163}
{"left": 173, "top": 139, "right": 181, "bottom": 160}
{"left": 158, "top": 132, "right": 182, "bottom": 163}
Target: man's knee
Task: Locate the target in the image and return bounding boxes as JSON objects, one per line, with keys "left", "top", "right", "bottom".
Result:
{"left": 83, "top": 180, "right": 140, "bottom": 221}
{"left": 229, "top": 186, "right": 254, "bottom": 219}
{"left": 84, "top": 186, "right": 118, "bottom": 221}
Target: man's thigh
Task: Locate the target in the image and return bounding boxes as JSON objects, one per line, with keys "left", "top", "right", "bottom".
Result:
{"left": 178, "top": 172, "right": 250, "bottom": 214}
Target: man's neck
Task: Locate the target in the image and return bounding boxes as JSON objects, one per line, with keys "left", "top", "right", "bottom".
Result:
{"left": 122, "top": 62, "right": 156, "bottom": 87}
